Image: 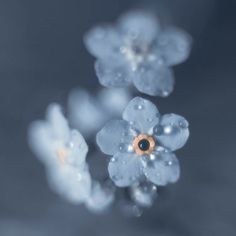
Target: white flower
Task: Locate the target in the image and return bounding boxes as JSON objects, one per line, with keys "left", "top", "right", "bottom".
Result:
{"left": 85, "top": 181, "right": 115, "bottom": 213}
{"left": 85, "top": 10, "right": 192, "bottom": 97}
{"left": 29, "top": 104, "right": 91, "bottom": 204}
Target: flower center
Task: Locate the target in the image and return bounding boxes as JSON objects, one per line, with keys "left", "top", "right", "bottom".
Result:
{"left": 138, "top": 139, "right": 150, "bottom": 151}
{"left": 133, "top": 134, "right": 155, "bottom": 155}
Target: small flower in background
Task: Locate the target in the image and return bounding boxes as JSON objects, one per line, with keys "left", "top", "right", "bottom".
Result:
{"left": 29, "top": 103, "right": 115, "bottom": 212}
{"left": 130, "top": 182, "right": 157, "bottom": 208}
{"left": 29, "top": 104, "right": 92, "bottom": 204}
{"left": 96, "top": 97, "right": 189, "bottom": 187}
{"left": 85, "top": 181, "right": 115, "bottom": 213}
{"left": 68, "top": 88, "right": 131, "bottom": 137}
{"left": 85, "top": 10, "right": 192, "bottom": 97}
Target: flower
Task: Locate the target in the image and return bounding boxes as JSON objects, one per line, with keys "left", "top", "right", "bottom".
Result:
{"left": 84, "top": 11, "right": 192, "bottom": 97}
{"left": 29, "top": 104, "right": 92, "bottom": 204}
{"left": 68, "top": 88, "right": 131, "bottom": 137}
{"left": 130, "top": 182, "right": 157, "bottom": 207}
{"left": 85, "top": 181, "right": 115, "bottom": 213}
{"left": 96, "top": 97, "right": 189, "bottom": 187}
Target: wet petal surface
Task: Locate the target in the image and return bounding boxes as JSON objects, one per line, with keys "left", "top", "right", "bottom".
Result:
{"left": 96, "top": 120, "right": 136, "bottom": 155}
{"left": 84, "top": 25, "right": 122, "bottom": 59}
{"left": 108, "top": 153, "right": 143, "bottom": 187}
{"left": 157, "top": 27, "right": 192, "bottom": 66}
{"left": 118, "top": 11, "right": 160, "bottom": 45}
{"left": 154, "top": 114, "right": 189, "bottom": 151}
{"left": 95, "top": 59, "right": 131, "bottom": 87}
{"left": 133, "top": 63, "right": 174, "bottom": 97}
{"left": 122, "top": 97, "right": 160, "bottom": 133}
{"left": 143, "top": 152, "right": 180, "bottom": 186}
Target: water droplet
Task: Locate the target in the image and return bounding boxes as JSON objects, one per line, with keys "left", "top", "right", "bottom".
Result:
{"left": 165, "top": 160, "right": 173, "bottom": 166}
{"left": 162, "top": 90, "right": 169, "bottom": 97}
{"left": 179, "top": 119, "right": 188, "bottom": 128}
{"left": 111, "top": 157, "right": 116, "bottom": 163}
{"left": 164, "top": 126, "right": 172, "bottom": 134}
{"left": 122, "top": 160, "right": 127, "bottom": 165}
{"left": 77, "top": 173, "right": 82, "bottom": 181}
{"left": 129, "top": 176, "right": 136, "bottom": 181}
{"left": 134, "top": 104, "right": 143, "bottom": 110}
{"left": 111, "top": 175, "right": 120, "bottom": 181}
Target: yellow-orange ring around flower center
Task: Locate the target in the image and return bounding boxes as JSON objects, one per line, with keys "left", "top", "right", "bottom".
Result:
{"left": 133, "top": 134, "right": 156, "bottom": 155}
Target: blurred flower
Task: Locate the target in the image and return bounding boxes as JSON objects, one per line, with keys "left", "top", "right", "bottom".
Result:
{"left": 130, "top": 182, "right": 157, "bottom": 207}
{"left": 85, "top": 181, "right": 115, "bottom": 213}
{"left": 85, "top": 10, "right": 192, "bottom": 97}
{"left": 29, "top": 104, "right": 91, "bottom": 204}
{"left": 68, "top": 88, "right": 131, "bottom": 137}
{"left": 97, "top": 97, "right": 189, "bottom": 187}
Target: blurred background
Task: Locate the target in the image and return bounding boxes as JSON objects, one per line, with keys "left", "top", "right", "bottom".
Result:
{"left": 0, "top": 0, "right": 236, "bottom": 235}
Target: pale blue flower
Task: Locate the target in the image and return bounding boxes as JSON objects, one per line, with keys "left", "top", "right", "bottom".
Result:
{"left": 29, "top": 104, "right": 92, "bottom": 204}
{"left": 130, "top": 182, "right": 157, "bottom": 207}
{"left": 85, "top": 181, "right": 115, "bottom": 213}
{"left": 85, "top": 11, "right": 192, "bottom": 97}
{"left": 96, "top": 97, "right": 189, "bottom": 187}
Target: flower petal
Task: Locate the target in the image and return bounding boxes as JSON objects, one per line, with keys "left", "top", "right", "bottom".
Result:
{"left": 154, "top": 114, "right": 189, "bottom": 151}
{"left": 157, "top": 27, "right": 192, "bottom": 66}
{"left": 96, "top": 120, "right": 136, "bottom": 155}
{"left": 143, "top": 152, "right": 180, "bottom": 186}
{"left": 122, "top": 97, "right": 160, "bottom": 134}
{"left": 95, "top": 59, "right": 132, "bottom": 87}
{"left": 85, "top": 181, "right": 114, "bottom": 213}
{"left": 68, "top": 89, "right": 107, "bottom": 137}
{"left": 47, "top": 164, "right": 92, "bottom": 204}
{"left": 46, "top": 104, "right": 70, "bottom": 139}
{"left": 98, "top": 88, "right": 131, "bottom": 115}
{"left": 118, "top": 11, "right": 160, "bottom": 45}
{"left": 108, "top": 153, "right": 143, "bottom": 187}
{"left": 130, "top": 182, "right": 157, "bottom": 207}
{"left": 133, "top": 63, "right": 174, "bottom": 97}
{"left": 84, "top": 25, "right": 122, "bottom": 59}
{"left": 66, "top": 130, "right": 88, "bottom": 167}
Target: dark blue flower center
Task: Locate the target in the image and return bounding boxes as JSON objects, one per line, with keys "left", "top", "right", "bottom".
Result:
{"left": 138, "top": 139, "right": 150, "bottom": 151}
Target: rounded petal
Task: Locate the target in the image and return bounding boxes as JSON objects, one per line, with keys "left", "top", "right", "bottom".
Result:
{"left": 122, "top": 97, "right": 160, "bottom": 134}
{"left": 130, "top": 182, "right": 157, "bottom": 207}
{"left": 46, "top": 103, "right": 70, "bottom": 139}
{"left": 133, "top": 63, "right": 174, "bottom": 97}
{"left": 118, "top": 11, "right": 160, "bottom": 45}
{"left": 68, "top": 89, "right": 107, "bottom": 137}
{"left": 84, "top": 25, "right": 122, "bottom": 59}
{"left": 108, "top": 153, "right": 143, "bottom": 187}
{"left": 154, "top": 114, "right": 189, "bottom": 151}
{"left": 157, "top": 27, "right": 192, "bottom": 66}
{"left": 96, "top": 120, "right": 136, "bottom": 155}
{"left": 95, "top": 59, "right": 131, "bottom": 88}
{"left": 66, "top": 130, "right": 88, "bottom": 167}
{"left": 47, "top": 164, "right": 92, "bottom": 204}
{"left": 143, "top": 152, "right": 180, "bottom": 186}
{"left": 98, "top": 88, "right": 131, "bottom": 115}
{"left": 85, "top": 181, "right": 114, "bottom": 213}
{"left": 28, "top": 121, "right": 56, "bottom": 165}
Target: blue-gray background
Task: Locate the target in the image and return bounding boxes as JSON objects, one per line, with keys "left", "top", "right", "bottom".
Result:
{"left": 0, "top": 0, "right": 235, "bottom": 235}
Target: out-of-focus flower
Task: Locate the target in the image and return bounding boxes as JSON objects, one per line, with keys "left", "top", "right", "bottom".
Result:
{"left": 29, "top": 104, "right": 91, "bottom": 204}
{"left": 85, "top": 11, "right": 192, "bottom": 97}
{"left": 85, "top": 181, "right": 115, "bottom": 213}
{"left": 97, "top": 97, "right": 189, "bottom": 187}
{"left": 68, "top": 88, "right": 131, "bottom": 137}
{"left": 130, "top": 182, "right": 157, "bottom": 207}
